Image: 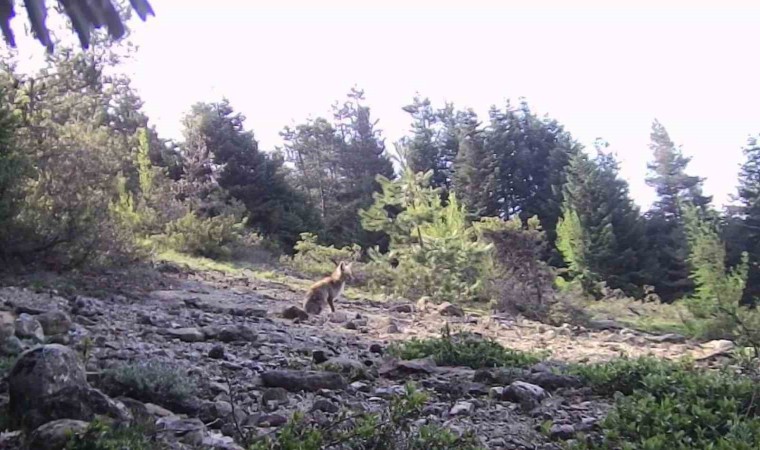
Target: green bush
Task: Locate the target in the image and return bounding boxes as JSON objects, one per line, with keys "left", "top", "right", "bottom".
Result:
{"left": 162, "top": 210, "right": 247, "bottom": 259}
{"left": 570, "top": 357, "right": 760, "bottom": 450}
{"left": 360, "top": 170, "right": 492, "bottom": 303}
{"left": 249, "top": 384, "right": 482, "bottom": 450}
{"left": 100, "top": 360, "right": 197, "bottom": 410}
{"left": 387, "top": 326, "right": 542, "bottom": 369}
{"left": 284, "top": 232, "right": 361, "bottom": 277}
{"left": 65, "top": 421, "right": 160, "bottom": 450}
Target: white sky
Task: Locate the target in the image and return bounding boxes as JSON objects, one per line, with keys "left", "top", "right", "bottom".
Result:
{"left": 14, "top": 0, "right": 760, "bottom": 210}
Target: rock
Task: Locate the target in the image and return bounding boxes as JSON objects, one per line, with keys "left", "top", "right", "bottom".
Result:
{"left": 312, "top": 349, "right": 330, "bottom": 364}
{"left": 550, "top": 424, "right": 576, "bottom": 440}
{"left": 199, "top": 401, "right": 234, "bottom": 423}
{"left": 436, "top": 302, "right": 464, "bottom": 317}
{"left": 282, "top": 306, "right": 308, "bottom": 321}
{"left": 27, "top": 419, "right": 89, "bottom": 450}
{"left": 36, "top": 310, "right": 73, "bottom": 336}
{"left": 416, "top": 297, "right": 431, "bottom": 312}
{"left": 449, "top": 401, "right": 474, "bottom": 416}
{"left": 165, "top": 327, "right": 205, "bottom": 343}
{"left": 586, "top": 319, "right": 623, "bottom": 331}
{"left": 204, "top": 324, "right": 258, "bottom": 343}
{"left": 2, "top": 336, "right": 23, "bottom": 356}
{"left": 145, "top": 402, "right": 176, "bottom": 418}
{"left": 311, "top": 398, "right": 339, "bottom": 413}
{"left": 10, "top": 344, "right": 131, "bottom": 429}
{"left": 209, "top": 345, "right": 226, "bottom": 360}
{"left": 473, "top": 367, "right": 529, "bottom": 385}
{"left": 373, "top": 385, "right": 406, "bottom": 399}
{"left": 369, "top": 343, "right": 383, "bottom": 354}
{"left": 261, "top": 388, "right": 289, "bottom": 407}
{"left": 329, "top": 311, "right": 349, "bottom": 323}
{"left": 502, "top": 381, "right": 548, "bottom": 409}
{"left": 526, "top": 372, "right": 581, "bottom": 390}
{"left": 390, "top": 304, "right": 414, "bottom": 313}
{"left": 117, "top": 397, "right": 152, "bottom": 424}
{"left": 250, "top": 413, "right": 287, "bottom": 428}
{"left": 386, "top": 322, "right": 401, "bottom": 334}
{"left": 378, "top": 357, "right": 437, "bottom": 377}
{"left": 9, "top": 344, "right": 86, "bottom": 427}
{"left": 261, "top": 370, "right": 347, "bottom": 392}
{"left": 15, "top": 313, "right": 44, "bottom": 342}
{"left": 350, "top": 381, "right": 370, "bottom": 392}
{"left": 344, "top": 321, "right": 358, "bottom": 330}
{"left": 203, "top": 432, "right": 246, "bottom": 450}
{"left": 645, "top": 333, "right": 687, "bottom": 344}
{"left": 156, "top": 417, "right": 206, "bottom": 446}
{"left": 322, "top": 357, "right": 367, "bottom": 380}
{"left": 0, "top": 311, "right": 15, "bottom": 340}
{"left": 694, "top": 339, "right": 735, "bottom": 361}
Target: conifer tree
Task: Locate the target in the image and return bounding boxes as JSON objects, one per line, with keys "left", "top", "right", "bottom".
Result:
{"left": 735, "top": 135, "right": 760, "bottom": 303}
{"left": 644, "top": 119, "right": 712, "bottom": 301}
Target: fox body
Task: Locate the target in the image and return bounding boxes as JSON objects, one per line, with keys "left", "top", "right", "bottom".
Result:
{"left": 303, "top": 261, "right": 353, "bottom": 315}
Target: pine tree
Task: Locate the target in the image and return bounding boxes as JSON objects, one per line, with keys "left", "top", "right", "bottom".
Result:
{"left": 558, "top": 148, "right": 645, "bottom": 296}
{"left": 644, "top": 119, "right": 712, "bottom": 301}
{"left": 331, "top": 88, "right": 395, "bottom": 247}
{"left": 452, "top": 109, "right": 497, "bottom": 216}
{"left": 401, "top": 97, "right": 459, "bottom": 199}
{"left": 736, "top": 135, "right": 760, "bottom": 303}
{"left": 182, "top": 100, "right": 320, "bottom": 248}
{"left": 483, "top": 100, "right": 581, "bottom": 260}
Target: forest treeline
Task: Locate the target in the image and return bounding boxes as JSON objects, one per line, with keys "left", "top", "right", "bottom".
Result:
{"left": 1, "top": 39, "right": 759, "bottom": 313}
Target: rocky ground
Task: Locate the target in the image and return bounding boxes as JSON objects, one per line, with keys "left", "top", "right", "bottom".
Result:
{"left": 0, "top": 263, "right": 737, "bottom": 449}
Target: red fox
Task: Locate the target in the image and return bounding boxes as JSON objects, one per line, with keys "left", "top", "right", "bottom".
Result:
{"left": 303, "top": 261, "right": 353, "bottom": 315}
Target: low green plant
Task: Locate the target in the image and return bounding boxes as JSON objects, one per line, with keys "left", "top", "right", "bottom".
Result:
{"left": 162, "top": 210, "right": 247, "bottom": 259}
{"left": 65, "top": 421, "right": 160, "bottom": 450}
{"left": 100, "top": 360, "right": 197, "bottom": 410}
{"left": 570, "top": 356, "right": 760, "bottom": 449}
{"left": 249, "top": 384, "right": 482, "bottom": 450}
{"left": 387, "top": 325, "right": 543, "bottom": 369}
{"left": 284, "top": 232, "right": 361, "bottom": 277}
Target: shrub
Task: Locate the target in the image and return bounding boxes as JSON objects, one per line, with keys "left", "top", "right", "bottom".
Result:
{"left": 65, "top": 420, "right": 160, "bottom": 450}
{"left": 478, "top": 216, "right": 562, "bottom": 323}
{"left": 360, "top": 170, "right": 492, "bottom": 303}
{"left": 387, "top": 326, "right": 543, "bottom": 369}
{"left": 161, "top": 210, "right": 247, "bottom": 259}
{"left": 284, "top": 232, "right": 361, "bottom": 277}
{"left": 570, "top": 357, "right": 760, "bottom": 450}
{"left": 100, "top": 360, "right": 197, "bottom": 411}
{"left": 249, "top": 384, "right": 483, "bottom": 450}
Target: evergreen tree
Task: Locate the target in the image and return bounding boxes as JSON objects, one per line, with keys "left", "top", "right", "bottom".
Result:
{"left": 482, "top": 100, "right": 581, "bottom": 259}
{"left": 452, "top": 109, "right": 497, "bottom": 216}
{"left": 284, "top": 88, "right": 394, "bottom": 248}
{"left": 401, "top": 97, "right": 459, "bottom": 198}
{"left": 182, "top": 100, "right": 320, "bottom": 249}
{"left": 331, "top": 88, "right": 395, "bottom": 247}
{"left": 736, "top": 135, "right": 760, "bottom": 303}
{"left": 558, "top": 147, "right": 645, "bottom": 296}
{"left": 644, "top": 119, "right": 712, "bottom": 301}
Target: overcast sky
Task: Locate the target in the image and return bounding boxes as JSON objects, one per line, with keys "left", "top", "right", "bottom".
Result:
{"left": 15, "top": 0, "right": 760, "bottom": 210}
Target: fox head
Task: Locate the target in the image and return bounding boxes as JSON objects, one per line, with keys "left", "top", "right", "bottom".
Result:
{"left": 334, "top": 261, "right": 354, "bottom": 281}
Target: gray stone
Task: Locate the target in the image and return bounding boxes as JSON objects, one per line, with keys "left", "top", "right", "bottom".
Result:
{"left": 311, "top": 398, "right": 339, "bottom": 413}
{"left": 282, "top": 306, "right": 308, "bottom": 321}
{"left": 0, "top": 311, "right": 15, "bottom": 340}
{"left": 2, "top": 336, "right": 23, "bottom": 356}
{"left": 261, "top": 370, "right": 347, "bottom": 392}
{"left": 15, "top": 313, "right": 44, "bottom": 342}
{"left": 156, "top": 417, "right": 206, "bottom": 446}
{"left": 550, "top": 424, "right": 576, "bottom": 440}
{"left": 390, "top": 304, "right": 414, "bottom": 313}
{"left": 27, "top": 419, "right": 89, "bottom": 450}
{"left": 449, "top": 401, "right": 474, "bottom": 416}
{"left": 165, "top": 327, "right": 205, "bottom": 343}
{"left": 204, "top": 324, "right": 257, "bottom": 343}
{"left": 502, "top": 381, "right": 548, "bottom": 409}
{"left": 436, "top": 302, "right": 464, "bottom": 317}
{"left": 209, "top": 345, "right": 226, "bottom": 359}
{"left": 378, "top": 357, "right": 436, "bottom": 377}
{"left": 36, "top": 310, "right": 73, "bottom": 336}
